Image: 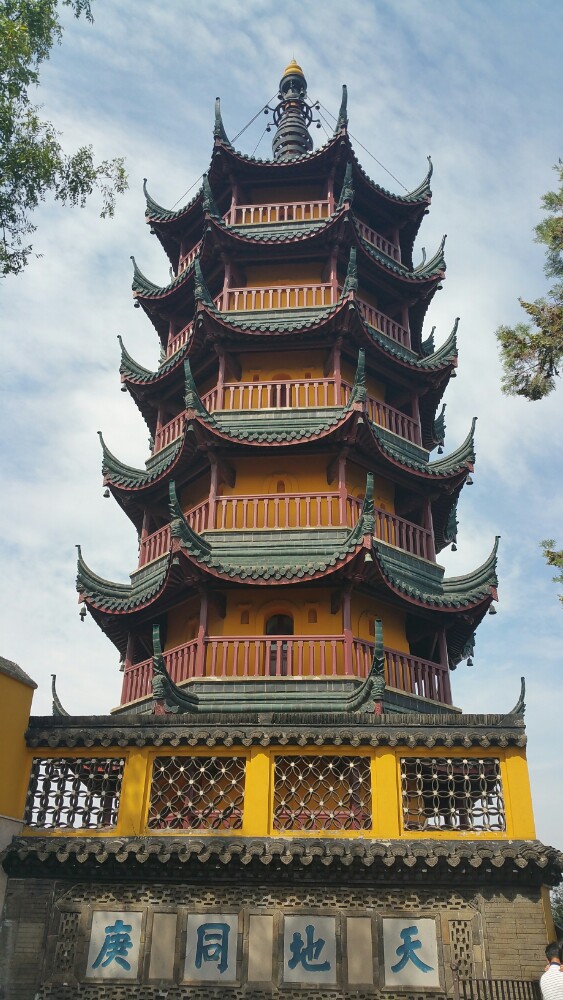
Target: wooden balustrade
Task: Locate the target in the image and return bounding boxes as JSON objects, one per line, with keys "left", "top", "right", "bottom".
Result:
{"left": 225, "top": 283, "right": 335, "bottom": 312}
{"left": 355, "top": 220, "right": 401, "bottom": 262}
{"left": 340, "top": 380, "right": 421, "bottom": 444}
{"left": 138, "top": 523, "right": 171, "bottom": 567}
{"left": 121, "top": 635, "right": 451, "bottom": 705}
{"left": 229, "top": 200, "right": 330, "bottom": 226}
{"left": 137, "top": 493, "right": 432, "bottom": 565}
{"left": 178, "top": 241, "right": 202, "bottom": 274}
{"left": 153, "top": 412, "right": 185, "bottom": 453}
{"left": 166, "top": 320, "right": 193, "bottom": 358}
{"left": 202, "top": 377, "right": 347, "bottom": 412}
{"left": 357, "top": 299, "right": 410, "bottom": 348}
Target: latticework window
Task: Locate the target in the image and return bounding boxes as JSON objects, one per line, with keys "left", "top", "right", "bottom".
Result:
{"left": 24, "top": 757, "right": 124, "bottom": 829}
{"left": 148, "top": 755, "right": 246, "bottom": 830}
{"left": 273, "top": 755, "right": 372, "bottom": 831}
{"left": 401, "top": 757, "right": 505, "bottom": 831}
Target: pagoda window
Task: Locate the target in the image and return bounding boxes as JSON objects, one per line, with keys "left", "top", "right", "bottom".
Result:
{"left": 273, "top": 755, "right": 372, "bottom": 831}
{"left": 400, "top": 757, "right": 505, "bottom": 833}
{"left": 24, "top": 756, "right": 125, "bottom": 830}
{"left": 148, "top": 755, "right": 246, "bottom": 830}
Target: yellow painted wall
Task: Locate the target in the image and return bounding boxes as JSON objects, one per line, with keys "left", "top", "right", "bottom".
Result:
{"left": 180, "top": 472, "right": 211, "bottom": 514}
{"left": 21, "top": 744, "right": 535, "bottom": 843}
{"left": 244, "top": 262, "right": 323, "bottom": 287}
{"left": 352, "top": 595, "right": 409, "bottom": 654}
{"left": 239, "top": 350, "right": 326, "bottom": 382}
{"left": 218, "top": 454, "right": 329, "bottom": 499}
{"left": 346, "top": 460, "right": 395, "bottom": 513}
{"left": 341, "top": 359, "right": 385, "bottom": 403}
{"left": 0, "top": 671, "right": 35, "bottom": 820}
{"left": 165, "top": 596, "right": 200, "bottom": 651}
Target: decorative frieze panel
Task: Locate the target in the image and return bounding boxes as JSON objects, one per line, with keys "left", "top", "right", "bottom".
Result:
{"left": 148, "top": 755, "right": 246, "bottom": 830}
{"left": 400, "top": 757, "right": 505, "bottom": 832}
{"left": 273, "top": 755, "right": 372, "bottom": 831}
{"left": 24, "top": 756, "right": 124, "bottom": 829}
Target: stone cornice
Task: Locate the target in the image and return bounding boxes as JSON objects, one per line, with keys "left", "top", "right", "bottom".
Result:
{"left": 25, "top": 712, "right": 526, "bottom": 749}
{"left": 4, "top": 836, "right": 561, "bottom": 886}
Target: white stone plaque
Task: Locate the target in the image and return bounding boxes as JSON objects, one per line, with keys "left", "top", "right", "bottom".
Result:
{"left": 283, "top": 914, "right": 337, "bottom": 985}
{"left": 184, "top": 912, "right": 238, "bottom": 982}
{"left": 382, "top": 917, "right": 440, "bottom": 989}
{"left": 86, "top": 910, "right": 143, "bottom": 980}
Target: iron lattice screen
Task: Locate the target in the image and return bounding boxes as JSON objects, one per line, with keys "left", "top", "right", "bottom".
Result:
{"left": 401, "top": 757, "right": 505, "bottom": 831}
{"left": 148, "top": 755, "right": 246, "bottom": 830}
{"left": 24, "top": 756, "right": 124, "bottom": 829}
{"left": 273, "top": 755, "right": 372, "bottom": 831}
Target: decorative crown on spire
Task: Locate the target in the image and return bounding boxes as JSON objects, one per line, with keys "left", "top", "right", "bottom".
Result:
{"left": 272, "top": 60, "right": 314, "bottom": 161}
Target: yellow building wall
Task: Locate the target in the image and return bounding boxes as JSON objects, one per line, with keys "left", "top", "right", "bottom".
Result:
{"left": 21, "top": 744, "right": 536, "bottom": 843}
{"left": 244, "top": 262, "right": 323, "bottom": 287}
{"left": 341, "top": 359, "right": 385, "bottom": 403}
{"left": 0, "top": 671, "right": 35, "bottom": 820}
{"left": 346, "top": 460, "right": 395, "bottom": 513}
{"left": 165, "top": 596, "right": 200, "bottom": 651}
{"left": 239, "top": 349, "right": 327, "bottom": 382}
{"left": 352, "top": 595, "right": 409, "bottom": 654}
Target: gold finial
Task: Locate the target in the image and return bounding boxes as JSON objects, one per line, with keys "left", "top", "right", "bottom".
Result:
{"left": 282, "top": 58, "right": 305, "bottom": 78}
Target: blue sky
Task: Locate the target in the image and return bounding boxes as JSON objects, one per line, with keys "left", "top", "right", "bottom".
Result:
{"left": 1, "top": 0, "right": 562, "bottom": 846}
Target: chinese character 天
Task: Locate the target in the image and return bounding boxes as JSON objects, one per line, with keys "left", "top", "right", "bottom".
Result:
{"left": 288, "top": 924, "right": 331, "bottom": 973}
{"left": 194, "top": 922, "right": 231, "bottom": 974}
{"left": 91, "top": 919, "right": 133, "bottom": 971}
{"left": 391, "top": 925, "right": 434, "bottom": 974}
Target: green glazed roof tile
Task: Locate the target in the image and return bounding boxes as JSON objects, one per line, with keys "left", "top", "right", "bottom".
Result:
{"left": 370, "top": 418, "right": 475, "bottom": 476}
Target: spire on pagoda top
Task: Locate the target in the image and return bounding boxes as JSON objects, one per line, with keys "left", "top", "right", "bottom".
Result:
{"left": 272, "top": 59, "right": 314, "bottom": 161}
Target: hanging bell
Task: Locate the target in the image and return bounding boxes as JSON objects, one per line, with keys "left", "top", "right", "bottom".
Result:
{"left": 438, "top": 444, "right": 444, "bottom": 454}
{"left": 79, "top": 606, "right": 87, "bottom": 622}
{"left": 466, "top": 475, "right": 473, "bottom": 485}
{"left": 451, "top": 542, "right": 457, "bottom": 552}
{"left": 489, "top": 605, "right": 497, "bottom": 615}
{"left": 103, "top": 488, "right": 110, "bottom": 498}
{"left": 467, "top": 656, "right": 473, "bottom": 666}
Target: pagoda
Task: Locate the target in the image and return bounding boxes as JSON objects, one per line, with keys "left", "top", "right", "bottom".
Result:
{"left": 1, "top": 62, "right": 560, "bottom": 1000}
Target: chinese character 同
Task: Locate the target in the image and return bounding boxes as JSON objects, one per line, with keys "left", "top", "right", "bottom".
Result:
{"left": 195, "top": 922, "right": 230, "bottom": 974}
{"left": 91, "top": 919, "right": 133, "bottom": 971}
{"left": 391, "top": 925, "right": 433, "bottom": 974}
{"left": 288, "top": 924, "right": 331, "bottom": 973}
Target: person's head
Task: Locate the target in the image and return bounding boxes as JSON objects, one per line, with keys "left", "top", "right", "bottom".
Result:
{"left": 545, "top": 942, "right": 562, "bottom": 963}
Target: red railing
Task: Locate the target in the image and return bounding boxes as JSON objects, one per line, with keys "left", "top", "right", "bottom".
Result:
{"left": 153, "top": 377, "right": 420, "bottom": 454}
{"left": 121, "top": 635, "right": 450, "bottom": 705}
{"left": 357, "top": 298, "right": 410, "bottom": 348}
{"left": 178, "top": 241, "right": 202, "bottom": 274}
{"left": 228, "top": 200, "right": 330, "bottom": 226}
{"left": 202, "top": 377, "right": 347, "bottom": 412}
{"left": 167, "top": 321, "right": 193, "bottom": 358}
{"left": 137, "top": 494, "right": 432, "bottom": 565}
{"left": 225, "top": 283, "right": 334, "bottom": 311}
{"left": 355, "top": 219, "right": 400, "bottom": 262}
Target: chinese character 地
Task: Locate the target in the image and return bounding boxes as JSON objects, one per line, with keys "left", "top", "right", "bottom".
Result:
{"left": 391, "top": 925, "right": 434, "bottom": 974}
{"left": 288, "top": 924, "right": 331, "bottom": 973}
{"left": 91, "top": 919, "right": 133, "bottom": 971}
{"left": 195, "top": 922, "right": 230, "bottom": 974}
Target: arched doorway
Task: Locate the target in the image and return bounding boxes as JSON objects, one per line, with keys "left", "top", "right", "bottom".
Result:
{"left": 265, "top": 613, "right": 294, "bottom": 676}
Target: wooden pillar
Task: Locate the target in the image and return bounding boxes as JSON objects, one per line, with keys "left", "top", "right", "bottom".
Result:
{"left": 229, "top": 182, "right": 240, "bottom": 225}
{"left": 424, "top": 498, "right": 436, "bottom": 560}
{"left": 216, "top": 348, "right": 226, "bottom": 410}
{"left": 438, "top": 629, "right": 452, "bottom": 705}
{"left": 222, "top": 260, "right": 232, "bottom": 311}
{"left": 343, "top": 584, "right": 353, "bottom": 676}
{"left": 195, "top": 591, "right": 209, "bottom": 678}
{"left": 208, "top": 456, "right": 218, "bottom": 529}
{"left": 327, "top": 168, "right": 335, "bottom": 214}
{"left": 329, "top": 250, "right": 338, "bottom": 303}
{"left": 337, "top": 452, "right": 347, "bottom": 524}
{"left": 411, "top": 393, "right": 422, "bottom": 445}
{"left": 333, "top": 342, "right": 342, "bottom": 402}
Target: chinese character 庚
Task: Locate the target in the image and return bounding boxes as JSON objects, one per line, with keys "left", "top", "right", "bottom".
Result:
{"left": 391, "top": 925, "right": 433, "bottom": 974}
{"left": 195, "top": 922, "right": 230, "bottom": 974}
{"left": 92, "top": 919, "right": 133, "bottom": 971}
{"left": 288, "top": 924, "right": 331, "bottom": 973}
